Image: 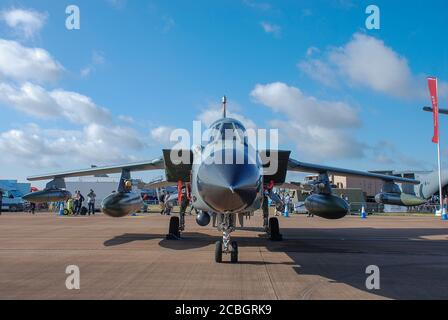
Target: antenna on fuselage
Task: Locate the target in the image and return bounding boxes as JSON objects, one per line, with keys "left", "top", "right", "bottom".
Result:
{"left": 222, "top": 95, "right": 227, "bottom": 118}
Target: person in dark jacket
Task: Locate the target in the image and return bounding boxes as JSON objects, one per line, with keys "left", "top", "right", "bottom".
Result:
{"left": 73, "top": 191, "right": 80, "bottom": 215}
{"left": 87, "top": 189, "right": 96, "bottom": 215}
{"left": 78, "top": 191, "right": 85, "bottom": 215}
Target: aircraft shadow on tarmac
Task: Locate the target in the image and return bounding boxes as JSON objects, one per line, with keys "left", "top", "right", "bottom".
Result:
{"left": 104, "top": 227, "right": 448, "bottom": 299}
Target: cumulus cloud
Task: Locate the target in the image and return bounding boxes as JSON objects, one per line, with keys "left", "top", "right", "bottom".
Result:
{"left": 150, "top": 126, "right": 177, "bottom": 145}
{"left": 117, "top": 115, "right": 135, "bottom": 124}
{"left": 0, "top": 37, "right": 147, "bottom": 171}
{"left": 298, "top": 33, "right": 448, "bottom": 99}
{"left": 197, "top": 102, "right": 257, "bottom": 129}
{"left": 260, "top": 22, "right": 281, "bottom": 37}
{"left": 298, "top": 58, "right": 338, "bottom": 87}
{"left": 0, "top": 123, "right": 144, "bottom": 168}
{"left": 369, "top": 140, "right": 430, "bottom": 170}
{"left": 250, "top": 82, "right": 364, "bottom": 160}
{"left": 251, "top": 82, "right": 360, "bottom": 128}
{"left": 0, "top": 39, "right": 63, "bottom": 83}
{"left": 0, "top": 82, "right": 112, "bottom": 124}
{"left": 0, "top": 8, "right": 47, "bottom": 39}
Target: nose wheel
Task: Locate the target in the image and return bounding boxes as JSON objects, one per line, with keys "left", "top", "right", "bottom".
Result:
{"left": 215, "top": 239, "right": 238, "bottom": 263}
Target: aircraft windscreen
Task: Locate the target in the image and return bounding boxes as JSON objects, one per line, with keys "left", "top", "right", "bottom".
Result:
{"left": 220, "top": 122, "right": 246, "bottom": 141}
{"left": 208, "top": 121, "right": 247, "bottom": 143}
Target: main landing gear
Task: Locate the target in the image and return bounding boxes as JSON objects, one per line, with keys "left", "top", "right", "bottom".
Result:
{"left": 263, "top": 194, "right": 282, "bottom": 241}
{"left": 268, "top": 217, "right": 282, "bottom": 241}
{"left": 215, "top": 214, "right": 238, "bottom": 263}
{"left": 166, "top": 210, "right": 186, "bottom": 240}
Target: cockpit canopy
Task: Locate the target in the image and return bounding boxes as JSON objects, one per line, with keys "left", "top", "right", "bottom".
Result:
{"left": 208, "top": 118, "right": 247, "bottom": 143}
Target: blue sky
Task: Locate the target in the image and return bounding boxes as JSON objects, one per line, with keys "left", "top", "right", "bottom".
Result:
{"left": 0, "top": 0, "right": 447, "bottom": 185}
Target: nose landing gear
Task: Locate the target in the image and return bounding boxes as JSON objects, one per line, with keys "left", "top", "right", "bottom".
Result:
{"left": 215, "top": 214, "right": 238, "bottom": 263}
{"left": 214, "top": 237, "right": 238, "bottom": 263}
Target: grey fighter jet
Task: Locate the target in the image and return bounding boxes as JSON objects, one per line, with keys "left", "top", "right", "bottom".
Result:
{"left": 24, "top": 97, "right": 422, "bottom": 263}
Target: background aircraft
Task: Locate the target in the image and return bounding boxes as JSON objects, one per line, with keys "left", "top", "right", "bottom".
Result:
{"left": 24, "top": 98, "right": 423, "bottom": 263}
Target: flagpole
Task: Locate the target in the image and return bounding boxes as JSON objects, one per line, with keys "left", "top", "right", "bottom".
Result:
{"left": 428, "top": 77, "right": 446, "bottom": 219}
{"left": 437, "top": 139, "right": 444, "bottom": 216}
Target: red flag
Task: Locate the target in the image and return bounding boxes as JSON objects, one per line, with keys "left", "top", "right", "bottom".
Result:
{"left": 428, "top": 77, "right": 439, "bottom": 144}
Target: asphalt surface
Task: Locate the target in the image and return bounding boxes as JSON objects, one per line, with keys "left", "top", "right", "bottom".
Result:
{"left": 0, "top": 212, "right": 447, "bottom": 300}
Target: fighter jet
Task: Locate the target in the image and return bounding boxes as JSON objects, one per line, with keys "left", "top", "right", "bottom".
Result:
{"left": 24, "top": 97, "right": 422, "bottom": 263}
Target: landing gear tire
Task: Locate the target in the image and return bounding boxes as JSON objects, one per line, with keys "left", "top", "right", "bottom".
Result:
{"left": 230, "top": 241, "right": 238, "bottom": 263}
{"left": 215, "top": 240, "right": 223, "bottom": 263}
{"left": 269, "top": 217, "right": 282, "bottom": 241}
{"left": 166, "top": 216, "right": 180, "bottom": 240}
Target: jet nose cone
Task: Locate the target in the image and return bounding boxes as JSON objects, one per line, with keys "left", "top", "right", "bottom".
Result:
{"left": 197, "top": 163, "right": 261, "bottom": 213}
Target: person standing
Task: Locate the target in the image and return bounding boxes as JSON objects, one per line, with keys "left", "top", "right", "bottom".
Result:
{"left": 78, "top": 191, "right": 85, "bottom": 215}
{"left": 73, "top": 191, "right": 80, "bottom": 215}
{"left": 284, "top": 193, "right": 291, "bottom": 217}
{"left": 87, "top": 189, "right": 96, "bottom": 215}
{"left": 30, "top": 202, "right": 36, "bottom": 215}
{"left": 159, "top": 191, "right": 166, "bottom": 215}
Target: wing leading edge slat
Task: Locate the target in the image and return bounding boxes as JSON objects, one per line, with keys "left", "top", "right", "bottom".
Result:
{"left": 27, "top": 157, "right": 165, "bottom": 181}
{"left": 288, "top": 158, "right": 420, "bottom": 184}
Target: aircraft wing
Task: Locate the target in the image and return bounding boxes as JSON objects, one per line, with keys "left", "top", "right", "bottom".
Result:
{"left": 288, "top": 158, "right": 420, "bottom": 184}
{"left": 27, "top": 157, "right": 165, "bottom": 181}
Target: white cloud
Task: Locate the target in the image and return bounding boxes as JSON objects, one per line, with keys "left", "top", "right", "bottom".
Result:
{"left": 260, "top": 22, "right": 281, "bottom": 37}
{"left": 0, "top": 82, "right": 112, "bottom": 124}
{"left": 369, "top": 140, "right": 429, "bottom": 170}
{"left": 250, "top": 82, "right": 364, "bottom": 160}
{"left": 0, "top": 39, "right": 63, "bottom": 83}
{"left": 251, "top": 82, "right": 360, "bottom": 128}
{"left": 118, "top": 115, "right": 135, "bottom": 124}
{"left": 298, "top": 58, "right": 338, "bottom": 87}
{"left": 329, "top": 33, "right": 414, "bottom": 98}
{"left": 0, "top": 123, "right": 144, "bottom": 168}
{"left": 0, "top": 37, "right": 148, "bottom": 171}
{"left": 150, "top": 126, "right": 176, "bottom": 145}
{"left": 51, "top": 89, "right": 112, "bottom": 125}
{"left": 197, "top": 103, "right": 257, "bottom": 129}
{"left": 270, "top": 119, "right": 365, "bottom": 159}
{"left": 0, "top": 8, "right": 47, "bottom": 39}
{"left": 298, "top": 33, "right": 448, "bottom": 99}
